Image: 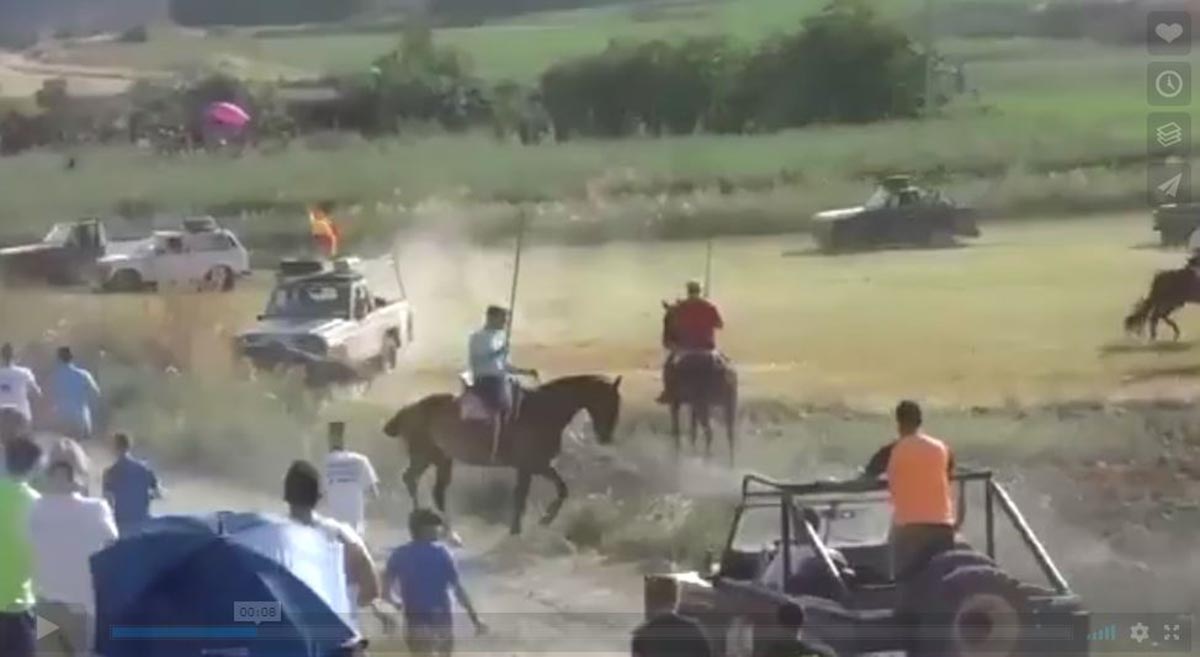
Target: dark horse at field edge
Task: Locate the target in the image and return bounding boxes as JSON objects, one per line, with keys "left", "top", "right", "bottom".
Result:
{"left": 383, "top": 374, "right": 621, "bottom": 535}
{"left": 661, "top": 301, "right": 738, "bottom": 463}
{"left": 1124, "top": 263, "right": 1200, "bottom": 340}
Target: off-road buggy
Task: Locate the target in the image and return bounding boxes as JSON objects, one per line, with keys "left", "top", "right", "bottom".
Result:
{"left": 645, "top": 471, "right": 1089, "bottom": 657}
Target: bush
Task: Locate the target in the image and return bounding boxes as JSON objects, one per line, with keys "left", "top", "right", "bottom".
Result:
{"left": 540, "top": 0, "right": 932, "bottom": 138}
{"left": 118, "top": 25, "right": 149, "bottom": 43}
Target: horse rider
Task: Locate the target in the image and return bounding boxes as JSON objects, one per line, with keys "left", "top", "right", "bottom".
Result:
{"left": 658, "top": 280, "right": 724, "bottom": 404}
{"left": 467, "top": 306, "right": 536, "bottom": 461}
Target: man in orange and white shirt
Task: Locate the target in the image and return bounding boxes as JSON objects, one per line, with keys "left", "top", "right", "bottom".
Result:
{"left": 864, "top": 400, "right": 957, "bottom": 580}
{"left": 310, "top": 203, "right": 341, "bottom": 258}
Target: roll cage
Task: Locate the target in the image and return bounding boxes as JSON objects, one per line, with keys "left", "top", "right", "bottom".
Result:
{"left": 725, "top": 470, "right": 1072, "bottom": 596}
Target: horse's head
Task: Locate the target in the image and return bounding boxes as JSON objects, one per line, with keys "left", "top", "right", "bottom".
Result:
{"left": 661, "top": 300, "right": 677, "bottom": 348}
{"left": 582, "top": 375, "right": 622, "bottom": 444}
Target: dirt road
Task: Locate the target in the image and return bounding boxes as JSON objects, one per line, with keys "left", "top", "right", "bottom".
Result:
{"left": 0, "top": 51, "right": 140, "bottom": 98}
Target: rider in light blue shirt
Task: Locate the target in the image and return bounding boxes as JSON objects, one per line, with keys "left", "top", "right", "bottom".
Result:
{"left": 50, "top": 347, "right": 100, "bottom": 441}
{"left": 467, "top": 306, "right": 535, "bottom": 417}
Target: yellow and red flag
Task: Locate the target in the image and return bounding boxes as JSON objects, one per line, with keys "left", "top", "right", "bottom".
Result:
{"left": 308, "top": 204, "right": 341, "bottom": 258}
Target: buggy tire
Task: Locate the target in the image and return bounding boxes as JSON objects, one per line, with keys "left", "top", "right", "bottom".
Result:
{"left": 205, "top": 265, "right": 235, "bottom": 292}
{"left": 903, "top": 549, "right": 996, "bottom": 611}
{"left": 915, "top": 565, "right": 1028, "bottom": 657}
{"left": 929, "top": 229, "right": 956, "bottom": 248}
{"left": 110, "top": 269, "right": 143, "bottom": 292}
{"left": 380, "top": 333, "right": 400, "bottom": 371}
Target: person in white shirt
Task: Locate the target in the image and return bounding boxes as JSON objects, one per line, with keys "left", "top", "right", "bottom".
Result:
{"left": 758, "top": 508, "right": 847, "bottom": 598}
{"left": 29, "top": 458, "right": 118, "bottom": 657}
{"left": 0, "top": 343, "right": 41, "bottom": 434}
{"left": 321, "top": 421, "right": 378, "bottom": 537}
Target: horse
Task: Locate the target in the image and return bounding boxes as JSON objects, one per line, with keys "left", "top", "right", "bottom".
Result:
{"left": 1124, "top": 265, "right": 1200, "bottom": 340}
{"left": 382, "top": 374, "right": 622, "bottom": 536}
{"left": 661, "top": 301, "right": 738, "bottom": 463}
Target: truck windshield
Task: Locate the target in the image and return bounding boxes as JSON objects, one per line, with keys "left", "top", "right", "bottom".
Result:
{"left": 264, "top": 281, "right": 351, "bottom": 319}
{"left": 43, "top": 224, "right": 74, "bottom": 245}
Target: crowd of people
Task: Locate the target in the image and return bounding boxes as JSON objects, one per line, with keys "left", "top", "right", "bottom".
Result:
{"left": 0, "top": 303, "right": 961, "bottom": 657}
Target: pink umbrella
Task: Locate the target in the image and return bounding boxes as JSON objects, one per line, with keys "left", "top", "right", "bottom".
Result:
{"left": 205, "top": 101, "right": 251, "bottom": 128}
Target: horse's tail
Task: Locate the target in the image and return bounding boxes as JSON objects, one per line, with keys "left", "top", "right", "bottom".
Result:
{"left": 1125, "top": 295, "right": 1153, "bottom": 335}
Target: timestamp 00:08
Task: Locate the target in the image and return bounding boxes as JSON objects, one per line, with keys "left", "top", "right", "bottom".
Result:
{"left": 233, "top": 601, "right": 283, "bottom": 623}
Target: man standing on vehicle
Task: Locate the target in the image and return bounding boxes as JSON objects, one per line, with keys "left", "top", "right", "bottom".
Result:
{"left": 864, "top": 400, "right": 957, "bottom": 580}
{"left": 658, "top": 280, "right": 724, "bottom": 404}
{"left": 631, "top": 576, "right": 712, "bottom": 657}
{"left": 50, "top": 347, "right": 101, "bottom": 442}
{"left": 322, "top": 421, "right": 379, "bottom": 539}
{"left": 468, "top": 306, "right": 536, "bottom": 461}
{"left": 0, "top": 343, "right": 41, "bottom": 439}
{"left": 384, "top": 509, "right": 486, "bottom": 657}
{"left": 101, "top": 433, "right": 162, "bottom": 536}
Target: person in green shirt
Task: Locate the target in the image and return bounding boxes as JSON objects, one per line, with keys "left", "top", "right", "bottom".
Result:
{"left": 0, "top": 436, "right": 43, "bottom": 657}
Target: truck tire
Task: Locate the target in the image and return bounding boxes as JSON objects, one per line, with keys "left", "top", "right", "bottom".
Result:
{"left": 914, "top": 566, "right": 1028, "bottom": 657}
{"left": 380, "top": 333, "right": 400, "bottom": 371}
{"left": 110, "top": 269, "right": 142, "bottom": 292}
{"left": 205, "top": 266, "right": 235, "bottom": 292}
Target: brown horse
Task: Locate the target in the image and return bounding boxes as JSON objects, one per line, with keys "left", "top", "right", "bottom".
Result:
{"left": 661, "top": 301, "right": 738, "bottom": 463}
{"left": 1125, "top": 266, "right": 1200, "bottom": 340}
{"left": 383, "top": 374, "right": 621, "bottom": 535}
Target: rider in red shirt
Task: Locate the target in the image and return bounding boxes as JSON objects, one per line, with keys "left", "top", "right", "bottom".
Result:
{"left": 659, "top": 281, "right": 724, "bottom": 403}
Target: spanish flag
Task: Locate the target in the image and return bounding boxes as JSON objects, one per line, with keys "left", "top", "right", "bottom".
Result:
{"left": 309, "top": 204, "right": 340, "bottom": 258}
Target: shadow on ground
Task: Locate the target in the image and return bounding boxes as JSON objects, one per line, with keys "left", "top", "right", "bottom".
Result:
{"left": 1099, "top": 340, "right": 1195, "bottom": 356}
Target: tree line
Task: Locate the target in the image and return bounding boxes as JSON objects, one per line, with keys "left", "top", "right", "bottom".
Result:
{"left": 0, "top": 1, "right": 956, "bottom": 155}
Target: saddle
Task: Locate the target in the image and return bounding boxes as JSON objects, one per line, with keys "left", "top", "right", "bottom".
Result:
{"left": 456, "top": 371, "right": 524, "bottom": 424}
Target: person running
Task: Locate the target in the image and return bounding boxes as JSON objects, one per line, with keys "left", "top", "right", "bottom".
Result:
{"left": 0, "top": 343, "right": 41, "bottom": 437}
{"left": 283, "top": 460, "right": 383, "bottom": 616}
{"left": 658, "top": 280, "right": 724, "bottom": 404}
{"left": 863, "top": 400, "right": 957, "bottom": 580}
{"left": 384, "top": 509, "right": 485, "bottom": 657}
{"left": 0, "top": 437, "right": 43, "bottom": 657}
{"left": 322, "top": 421, "right": 379, "bottom": 538}
{"left": 631, "top": 576, "right": 712, "bottom": 657}
{"left": 29, "top": 458, "right": 117, "bottom": 657}
{"left": 760, "top": 602, "right": 836, "bottom": 657}
{"left": 101, "top": 433, "right": 162, "bottom": 536}
{"left": 50, "top": 347, "right": 101, "bottom": 442}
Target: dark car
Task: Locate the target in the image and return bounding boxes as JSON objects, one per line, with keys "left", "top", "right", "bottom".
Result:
{"left": 1152, "top": 203, "right": 1200, "bottom": 247}
{"left": 0, "top": 219, "right": 108, "bottom": 285}
{"left": 811, "top": 176, "right": 979, "bottom": 252}
{"left": 646, "top": 471, "right": 1089, "bottom": 657}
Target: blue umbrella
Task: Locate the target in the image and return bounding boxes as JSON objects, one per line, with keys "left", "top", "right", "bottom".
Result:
{"left": 91, "top": 512, "right": 359, "bottom": 657}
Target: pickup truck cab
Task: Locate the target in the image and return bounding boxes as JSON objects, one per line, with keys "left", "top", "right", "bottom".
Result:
{"left": 236, "top": 257, "right": 413, "bottom": 373}
{"left": 0, "top": 219, "right": 107, "bottom": 285}
{"left": 94, "top": 219, "right": 250, "bottom": 292}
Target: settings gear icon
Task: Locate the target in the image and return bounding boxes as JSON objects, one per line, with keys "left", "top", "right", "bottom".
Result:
{"left": 1131, "top": 622, "right": 1151, "bottom": 644}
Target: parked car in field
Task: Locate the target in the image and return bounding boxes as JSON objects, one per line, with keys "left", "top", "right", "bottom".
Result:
{"left": 0, "top": 218, "right": 108, "bottom": 285}
{"left": 811, "top": 176, "right": 979, "bottom": 252}
{"left": 93, "top": 219, "right": 250, "bottom": 292}
{"left": 646, "top": 471, "right": 1089, "bottom": 657}
{"left": 235, "top": 257, "right": 414, "bottom": 375}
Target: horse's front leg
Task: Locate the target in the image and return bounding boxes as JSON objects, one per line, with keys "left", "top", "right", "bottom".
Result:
{"left": 1166, "top": 315, "right": 1182, "bottom": 341}
{"left": 670, "top": 402, "right": 682, "bottom": 453}
{"left": 510, "top": 468, "right": 533, "bottom": 536}
{"left": 537, "top": 465, "right": 569, "bottom": 526}
{"left": 432, "top": 458, "right": 464, "bottom": 546}
{"left": 700, "top": 405, "right": 714, "bottom": 461}
{"left": 402, "top": 457, "right": 431, "bottom": 510}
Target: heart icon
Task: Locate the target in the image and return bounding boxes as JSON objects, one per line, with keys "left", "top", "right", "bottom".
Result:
{"left": 1157, "top": 22, "right": 1184, "bottom": 43}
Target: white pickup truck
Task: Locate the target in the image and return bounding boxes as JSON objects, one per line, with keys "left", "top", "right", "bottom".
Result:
{"left": 235, "top": 257, "right": 413, "bottom": 373}
{"left": 94, "top": 219, "right": 251, "bottom": 292}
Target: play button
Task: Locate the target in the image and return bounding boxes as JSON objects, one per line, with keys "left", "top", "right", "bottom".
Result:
{"left": 35, "top": 614, "right": 59, "bottom": 640}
